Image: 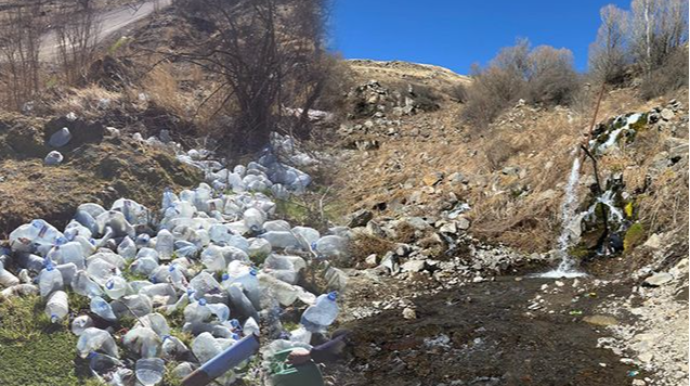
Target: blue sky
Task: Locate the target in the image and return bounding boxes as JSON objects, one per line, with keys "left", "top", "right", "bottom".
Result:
{"left": 330, "top": 0, "right": 630, "bottom": 74}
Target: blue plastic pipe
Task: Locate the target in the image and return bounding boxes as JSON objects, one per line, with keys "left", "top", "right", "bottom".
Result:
{"left": 182, "top": 333, "right": 260, "bottom": 386}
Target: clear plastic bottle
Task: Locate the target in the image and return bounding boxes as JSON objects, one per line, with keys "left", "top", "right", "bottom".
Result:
{"left": 73, "top": 270, "right": 104, "bottom": 298}
{"left": 45, "top": 290, "right": 69, "bottom": 323}
{"left": 135, "top": 358, "right": 165, "bottom": 386}
{"left": 300, "top": 292, "right": 339, "bottom": 332}
{"left": 0, "top": 261, "right": 20, "bottom": 287}
{"left": 104, "top": 276, "right": 129, "bottom": 299}
{"left": 312, "top": 235, "right": 348, "bottom": 260}
{"left": 184, "top": 298, "right": 212, "bottom": 323}
{"left": 155, "top": 229, "right": 174, "bottom": 261}
{"left": 39, "top": 263, "right": 64, "bottom": 298}
{"left": 243, "top": 208, "right": 266, "bottom": 233}
{"left": 207, "top": 302, "right": 230, "bottom": 322}
{"left": 117, "top": 236, "right": 137, "bottom": 260}
{"left": 260, "top": 231, "right": 300, "bottom": 249}
{"left": 71, "top": 315, "right": 94, "bottom": 335}
{"left": 77, "top": 327, "right": 119, "bottom": 359}
{"left": 90, "top": 296, "right": 117, "bottom": 322}
{"left": 161, "top": 335, "right": 189, "bottom": 361}
{"left": 191, "top": 332, "right": 222, "bottom": 364}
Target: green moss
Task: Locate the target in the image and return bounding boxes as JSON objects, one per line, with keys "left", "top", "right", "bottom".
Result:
{"left": 275, "top": 198, "right": 310, "bottom": 225}
{"left": 567, "top": 244, "right": 591, "bottom": 259}
{"left": 629, "top": 113, "right": 648, "bottom": 131}
{"left": 624, "top": 222, "right": 646, "bottom": 252}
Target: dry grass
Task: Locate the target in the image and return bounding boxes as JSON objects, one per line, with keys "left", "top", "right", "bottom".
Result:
{"left": 47, "top": 84, "right": 124, "bottom": 117}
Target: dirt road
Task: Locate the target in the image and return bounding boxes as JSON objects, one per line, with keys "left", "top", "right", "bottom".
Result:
{"left": 40, "top": 0, "right": 172, "bottom": 60}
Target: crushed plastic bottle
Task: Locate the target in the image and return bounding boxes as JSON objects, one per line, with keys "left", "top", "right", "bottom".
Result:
{"left": 300, "top": 292, "right": 339, "bottom": 332}
{"left": 90, "top": 296, "right": 117, "bottom": 322}
{"left": 77, "top": 328, "right": 119, "bottom": 359}
{"left": 71, "top": 315, "right": 94, "bottom": 336}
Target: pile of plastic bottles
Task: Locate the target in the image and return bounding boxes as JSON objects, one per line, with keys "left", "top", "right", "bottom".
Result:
{"left": 0, "top": 146, "right": 350, "bottom": 386}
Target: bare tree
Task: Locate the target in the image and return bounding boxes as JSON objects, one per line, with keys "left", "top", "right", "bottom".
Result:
{"left": 0, "top": 0, "right": 48, "bottom": 109}
{"left": 176, "top": 0, "right": 331, "bottom": 155}
{"left": 54, "top": 0, "right": 102, "bottom": 85}
{"left": 630, "top": 0, "right": 689, "bottom": 74}
{"left": 526, "top": 45, "right": 579, "bottom": 106}
{"left": 588, "top": 5, "right": 629, "bottom": 84}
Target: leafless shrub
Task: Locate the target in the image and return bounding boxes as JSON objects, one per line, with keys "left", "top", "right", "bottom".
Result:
{"left": 0, "top": 0, "right": 48, "bottom": 109}
{"left": 461, "top": 39, "right": 579, "bottom": 128}
{"left": 54, "top": 0, "right": 102, "bottom": 85}
{"left": 173, "top": 0, "right": 337, "bottom": 155}
{"left": 639, "top": 45, "right": 689, "bottom": 99}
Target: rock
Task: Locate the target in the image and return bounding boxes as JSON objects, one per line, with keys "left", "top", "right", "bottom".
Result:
{"left": 660, "top": 108, "right": 675, "bottom": 121}
{"left": 365, "top": 254, "right": 378, "bottom": 268}
{"left": 349, "top": 209, "right": 374, "bottom": 228}
{"left": 583, "top": 315, "right": 618, "bottom": 326}
{"left": 502, "top": 166, "right": 521, "bottom": 177}
{"left": 105, "top": 127, "right": 121, "bottom": 138}
{"left": 448, "top": 172, "right": 468, "bottom": 185}
{"left": 439, "top": 221, "right": 457, "bottom": 234}
{"left": 159, "top": 129, "right": 172, "bottom": 143}
{"left": 643, "top": 233, "right": 663, "bottom": 249}
{"left": 44, "top": 151, "right": 64, "bottom": 166}
{"left": 632, "top": 380, "right": 646, "bottom": 386}
{"left": 402, "top": 307, "right": 417, "bottom": 320}
{"left": 401, "top": 260, "right": 426, "bottom": 273}
{"left": 423, "top": 172, "right": 444, "bottom": 187}
{"left": 394, "top": 244, "right": 413, "bottom": 256}
{"left": 638, "top": 352, "right": 654, "bottom": 363}
{"left": 456, "top": 216, "right": 471, "bottom": 231}
{"left": 644, "top": 272, "right": 673, "bottom": 287}
{"left": 49, "top": 127, "right": 72, "bottom": 147}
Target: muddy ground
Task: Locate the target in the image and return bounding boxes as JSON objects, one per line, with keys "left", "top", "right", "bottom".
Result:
{"left": 328, "top": 271, "right": 641, "bottom": 386}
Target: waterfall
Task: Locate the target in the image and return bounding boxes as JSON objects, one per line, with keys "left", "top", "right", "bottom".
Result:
{"left": 539, "top": 153, "right": 587, "bottom": 278}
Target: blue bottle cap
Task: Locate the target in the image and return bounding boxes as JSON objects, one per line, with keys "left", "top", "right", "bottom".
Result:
{"left": 168, "top": 265, "right": 176, "bottom": 272}
{"left": 221, "top": 273, "right": 229, "bottom": 281}
{"left": 105, "top": 280, "right": 114, "bottom": 290}
{"left": 249, "top": 268, "right": 258, "bottom": 276}
{"left": 231, "top": 333, "right": 240, "bottom": 340}
{"left": 230, "top": 319, "right": 240, "bottom": 329}
{"left": 327, "top": 291, "right": 338, "bottom": 301}
{"left": 198, "top": 298, "right": 207, "bottom": 306}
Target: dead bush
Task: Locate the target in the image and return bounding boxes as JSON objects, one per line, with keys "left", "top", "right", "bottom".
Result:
{"left": 461, "top": 39, "right": 580, "bottom": 128}
{"left": 639, "top": 46, "right": 689, "bottom": 100}
{"left": 349, "top": 233, "right": 394, "bottom": 267}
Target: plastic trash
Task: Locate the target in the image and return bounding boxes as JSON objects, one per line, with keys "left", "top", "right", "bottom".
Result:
{"left": 260, "top": 231, "right": 301, "bottom": 249}
{"left": 300, "top": 292, "right": 339, "bottom": 332}
{"left": 191, "top": 332, "right": 223, "bottom": 364}
{"left": 71, "top": 315, "right": 94, "bottom": 336}
{"left": 39, "top": 263, "right": 64, "bottom": 298}
{"left": 91, "top": 296, "right": 118, "bottom": 322}
{"left": 226, "top": 283, "right": 259, "bottom": 321}
{"left": 161, "top": 335, "right": 189, "bottom": 361}
{"left": 86, "top": 258, "right": 118, "bottom": 286}
{"left": 73, "top": 270, "right": 104, "bottom": 298}
{"left": 88, "top": 352, "right": 122, "bottom": 376}
{"left": 136, "top": 358, "right": 165, "bottom": 386}
{"left": 123, "top": 326, "right": 161, "bottom": 358}
{"left": 49, "top": 127, "right": 72, "bottom": 147}
{"left": 48, "top": 242, "right": 85, "bottom": 269}
{"left": 111, "top": 294, "right": 153, "bottom": 318}
{"left": 55, "top": 263, "right": 78, "bottom": 285}
{"left": 45, "top": 151, "right": 64, "bottom": 165}
{"left": 155, "top": 229, "right": 174, "bottom": 261}
{"left": 0, "top": 261, "right": 20, "bottom": 287}
{"left": 45, "top": 290, "right": 69, "bottom": 323}
{"left": 117, "top": 237, "right": 137, "bottom": 260}
{"left": 184, "top": 298, "right": 212, "bottom": 324}
{"left": 77, "top": 327, "right": 119, "bottom": 359}
{"left": 104, "top": 276, "right": 129, "bottom": 299}
{"left": 207, "top": 302, "right": 231, "bottom": 322}
{"left": 312, "top": 235, "right": 349, "bottom": 260}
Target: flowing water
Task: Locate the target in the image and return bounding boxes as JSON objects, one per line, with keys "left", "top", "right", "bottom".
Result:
{"left": 539, "top": 153, "right": 587, "bottom": 278}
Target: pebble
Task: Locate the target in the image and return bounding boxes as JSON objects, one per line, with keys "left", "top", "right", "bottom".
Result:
{"left": 402, "top": 307, "right": 417, "bottom": 320}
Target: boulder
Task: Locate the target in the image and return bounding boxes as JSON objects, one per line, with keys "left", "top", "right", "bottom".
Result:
{"left": 644, "top": 272, "right": 673, "bottom": 287}
{"left": 348, "top": 209, "right": 373, "bottom": 228}
{"left": 660, "top": 108, "right": 675, "bottom": 121}
{"left": 401, "top": 259, "right": 426, "bottom": 273}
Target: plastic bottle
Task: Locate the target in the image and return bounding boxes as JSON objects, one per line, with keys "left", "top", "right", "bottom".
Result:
{"left": 161, "top": 335, "right": 189, "bottom": 361}
{"left": 0, "top": 261, "right": 20, "bottom": 287}
{"left": 73, "top": 270, "right": 104, "bottom": 298}
{"left": 135, "top": 358, "right": 165, "bottom": 386}
{"left": 77, "top": 327, "right": 119, "bottom": 359}
{"left": 168, "top": 265, "right": 188, "bottom": 290}
{"left": 243, "top": 208, "right": 266, "bottom": 233}
{"left": 45, "top": 290, "right": 69, "bottom": 323}
{"left": 312, "top": 235, "right": 348, "bottom": 260}
{"left": 184, "top": 298, "right": 212, "bottom": 323}
{"left": 207, "top": 302, "right": 230, "bottom": 322}
{"left": 88, "top": 352, "right": 122, "bottom": 376}
{"left": 86, "top": 258, "right": 117, "bottom": 286}
{"left": 155, "top": 229, "right": 174, "bottom": 261}
{"left": 71, "top": 315, "right": 94, "bottom": 336}
{"left": 243, "top": 317, "right": 260, "bottom": 337}
{"left": 39, "top": 263, "right": 64, "bottom": 298}
{"left": 90, "top": 296, "right": 117, "bottom": 322}
{"left": 117, "top": 237, "right": 137, "bottom": 260}
{"left": 47, "top": 242, "right": 85, "bottom": 269}
{"left": 301, "top": 292, "right": 339, "bottom": 332}
{"left": 123, "top": 326, "right": 161, "bottom": 358}
{"left": 226, "top": 283, "right": 259, "bottom": 322}
{"left": 137, "top": 313, "right": 171, "bottom": 337}
{"left": 55, "top": 263, "right": 78, "bottom": 286}
{"left": 226, "top": 262, "right": 261, "bottom": 309}
{"left": 191, "top": 332, "right": 222, "bottom": 364}
{"left": 260, "top": 231, "right": 300, "bottom": 249}
{"left": 104, "top": 276, "right": 129, "bottom": 299}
